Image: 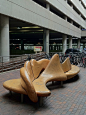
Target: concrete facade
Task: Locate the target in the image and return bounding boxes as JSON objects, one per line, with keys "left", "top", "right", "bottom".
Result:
{"left": 43, "top": 29, "right": 49, "bottom": 54}
{"left": 69, "top": 36, "right": 72, "bottom": 48}
{"left": 62, "top": 35, "right": 67, "bottom": 54}
{"left": 0, "top": 0, "right": 86, "bottom": 59}
{"left": 0, "top": 0, "right": 81, "bottom": 37}
{"left": 0, "top": 15, "right": 9, "bottom": 62}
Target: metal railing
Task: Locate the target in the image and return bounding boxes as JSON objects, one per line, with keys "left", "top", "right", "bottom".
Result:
{"left": 49, "top": 52, "right": 86, "bottom": 68}
{"left": 0, "top": 54, "right": 28, "bottom": 73}
{"left": 0, "top": 52, "right": 86, "bottom": 73}
{"left": 0, "top": 52, "right": 50, "bottom": 73}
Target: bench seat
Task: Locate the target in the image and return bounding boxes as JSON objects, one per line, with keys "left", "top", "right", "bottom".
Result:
{"left": 3, "top": 78, "right": 51, "bottom": 97}
{"left": 3, "top": 79, "right": 27, "bottom": 95}
{"left": 62, "top": 57, "right": 80, "bottom": 79}
{"left": 65, "top": 65, "right": 80, "bottom": 79}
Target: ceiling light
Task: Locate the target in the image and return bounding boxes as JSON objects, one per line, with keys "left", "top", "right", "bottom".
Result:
{"left": 22, "top": 26, "right": 41, "bottom": 29}
{"left": 17, "top": 27, "right": 21, "bottom": 29}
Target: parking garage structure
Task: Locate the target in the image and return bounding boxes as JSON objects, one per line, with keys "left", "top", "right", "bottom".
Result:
{"left": 0, "top": 0, "right": 86, "bottom": 61}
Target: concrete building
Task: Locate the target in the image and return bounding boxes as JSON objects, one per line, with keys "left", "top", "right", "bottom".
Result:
{"left": 0, "top": 0, "right": 86, "bottom": 61}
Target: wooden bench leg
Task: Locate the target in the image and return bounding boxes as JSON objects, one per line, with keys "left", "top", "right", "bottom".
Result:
{"left": 39, "top": 97, "right": 43, "bottom": 106}
{"left": 21, "top": 94, "right": 23, "bottom": 103}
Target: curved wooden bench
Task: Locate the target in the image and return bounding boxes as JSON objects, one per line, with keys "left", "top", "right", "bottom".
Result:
{"left": 3, "top": 54, "right": 67, "bottom": 103}
{"left": 3, "top": 55, "right": 80, "bottom": 104}
{"left": 20, "top": 54, "right": 67, "bottom": 102}
{"left": 62, "top": 57, "right": 80, "bottom": 79}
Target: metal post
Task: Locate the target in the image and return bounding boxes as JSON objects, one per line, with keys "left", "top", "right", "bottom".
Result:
{"left": 52, "top": 81, "right": 54, "bottom": 85}
{"left": 9, "top": 91, "right": 12, "bottom": 96}
{"left": 21, "top": 94, "right": 23, "bottom": 103}
{"left": 21, "top": 55, "right": 22, "bottom": 61}
{"left": 12, "top": 56, "right": 15, "bottom": 69}
{"left": 39, "top": 97, "right": 43, "bottom": 106}
{"left": 21, "top": 55, "right": 22, "bottom": 67}
{"left": 2, "top": 57, "right": 3, "bottom": 72}
{"left": 61, "top": 81, "right": 63, "bottom": 87}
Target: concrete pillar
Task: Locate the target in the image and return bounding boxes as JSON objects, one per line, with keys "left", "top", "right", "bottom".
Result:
{"left": 79, "top": 14, "right": 81, "bottom": 29}
{"left": 0, "top": 15, "right": 9, "bottom": 62}
{"left": 70, "top": 4, "right": 73, "bottom": 8}
{"left": 21, "top": 39, "right": 24, "bottom": 50}
{"left": 70, "top": 4, "right": 73, "bottom": 24}
{"left": 64, "top": 16, "right": 67, "bottom": 21}
{"left": 79, "top": 13, "right": 81, "bottom": 16}
{"left": 79, "top": 25, "right": 81, "bottom": 29}
{"left": 65, "top": 0, "right": 68, "bottom": 3}
{"left": 77, "top": 38, "right": 80, "bottom": 49}
{"left": 83, "top": 43, "right": 85, "bottom": 49}
{"left": 44, "top": 0, "right": 50, "bottom": 53}
{"left": 79, "top": 0, "right": 81, "bottom": 4}
{"left": 46, "top": 3, "right": 50, "bottom": 10}
{"left": 70, "top": 20, "right": 73, "bottom": 24}
{"left": 43, "top": 29, "right": 46, "bottom": 52}
{"left": 69, "top": 36, "right": 72, "bottom": 48}
{"left": 62, "top": 35, "right": 67, "bottom": 54}
{"left": 43, "top": 29, "right": 49, "bottom": 54}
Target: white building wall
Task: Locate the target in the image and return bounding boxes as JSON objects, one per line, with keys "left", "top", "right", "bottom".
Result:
{"left": 0, "top": 0, "right": 81, "bottom": 38}
{"left": 69, "top": 0, "right": 86, "bottom": 18}
{"left": 45, "top": 0, "right": 86, "bottom": 29}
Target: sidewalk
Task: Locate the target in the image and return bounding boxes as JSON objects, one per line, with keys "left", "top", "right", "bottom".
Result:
{"left": 0, "top": 67, "right": 86, "bottom": 115}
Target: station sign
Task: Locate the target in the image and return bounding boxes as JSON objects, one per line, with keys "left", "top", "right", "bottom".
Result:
{"left": 34, "top": 46, "right": 42, "bottom": 52}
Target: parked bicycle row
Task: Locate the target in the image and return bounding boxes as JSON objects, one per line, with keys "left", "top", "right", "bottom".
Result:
{"left": 49, "top": 52, "right": 86, "bottom": 68}
{"left": 27, "top": 52, "right": 86, "bottom": 68}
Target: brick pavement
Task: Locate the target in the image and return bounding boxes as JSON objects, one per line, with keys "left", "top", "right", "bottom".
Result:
{"left": 0, "top": 67, "right": 86, "bottom": 115}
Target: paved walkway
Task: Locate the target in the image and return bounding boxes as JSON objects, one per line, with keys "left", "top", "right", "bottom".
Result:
{"left": 0, "top": 67, "right": 86, "bottom": 115}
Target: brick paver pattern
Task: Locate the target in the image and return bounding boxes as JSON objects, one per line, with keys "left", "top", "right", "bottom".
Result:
{"left": 0, "top": 67, "right": 86, "bottom": 115}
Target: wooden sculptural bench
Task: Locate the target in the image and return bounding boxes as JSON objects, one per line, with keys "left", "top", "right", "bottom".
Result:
{"left": 3, "top": 54, "right": 80, "bottom": 105}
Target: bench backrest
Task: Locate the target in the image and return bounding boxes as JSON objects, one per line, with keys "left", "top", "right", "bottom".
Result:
{"left": 20, "top": 67, "right": 38, "bottom": 102}
{"left": 24, "top": 61, "right": 34, "bottom": 81}
{"left": 20, "top": 59, "right": 50, "bottom": 102}
{"left": 62, "top": 57, "right": 71, "bottom": 73}
{"left": 30, "top": 59, "right": 50, "bottom": 79}
{"left": 24, "top": 59, "right": 50, "bottom": 80}
{"left": 37, "top": 54, "right": 67, "bottom": 82}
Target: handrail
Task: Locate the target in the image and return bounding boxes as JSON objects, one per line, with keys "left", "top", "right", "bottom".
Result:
{"left": 0, "top": 52, "right": 49, "bottom": 73}
{"left": 0, "top": 54, "right": 28, "bottom": 73}
{"left": 1, "top": 51, "right": 85, "bottom": 73}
